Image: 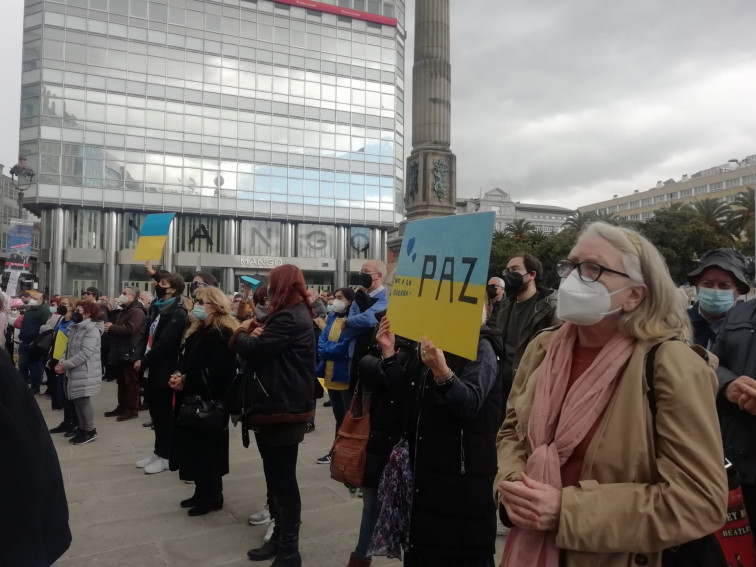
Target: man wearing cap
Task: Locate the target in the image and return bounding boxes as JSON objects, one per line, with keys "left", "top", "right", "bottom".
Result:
{"left": 687, "top": 249, "right": 751, "bottom": 349}
{"left": 18, "top": 290, "right": 52, "bottom": 394}
{"left": 699, "top": 250, "right": 756, "bottom": 545}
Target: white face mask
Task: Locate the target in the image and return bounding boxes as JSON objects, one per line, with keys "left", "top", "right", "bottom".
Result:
{"left": 556, "top": 271, "right": 630, "bottom": 326}
{"left": 331, "top": 298, "right": 347, "bottom": 314}
{"left": 28, "top": 299, "right": 39, "bottom": 306}
{"left": 118, "top": 294, "right": 130, "bottom": 304}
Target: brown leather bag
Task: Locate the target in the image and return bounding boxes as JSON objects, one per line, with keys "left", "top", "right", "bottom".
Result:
{"left": 330, "top": 390, "right": 370, "bottom": 488}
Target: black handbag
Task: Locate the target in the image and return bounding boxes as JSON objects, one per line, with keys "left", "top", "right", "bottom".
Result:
{"left": 31, "top": 329, "right": 55, "bottom": 359}
{"left": 114, "top": 342, "right": 135, "bottom": 363}
{"left": 177, "top": 370, "right": 227, "bottom": 432}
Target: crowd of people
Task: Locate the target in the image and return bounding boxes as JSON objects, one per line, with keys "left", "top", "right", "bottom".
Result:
{"left": 2, "top": 220, "right": 756, "bottom": 567}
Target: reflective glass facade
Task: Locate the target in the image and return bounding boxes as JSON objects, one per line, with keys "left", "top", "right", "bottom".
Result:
{"left": 20, "top": 0, "right": 405, "bottom": 295}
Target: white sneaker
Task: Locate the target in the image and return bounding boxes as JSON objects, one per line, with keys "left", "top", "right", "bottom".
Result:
{"left": 248, "top": 504, "right": 271, "bottom": 525}
{"left": 144, "top": 457, "right": 169, "bottom": 474}
{"left": 263, "top": 520, "right": 276, "bottom": 543}
{"left": 136, "top": 453, "right": 159, "bottom": 469}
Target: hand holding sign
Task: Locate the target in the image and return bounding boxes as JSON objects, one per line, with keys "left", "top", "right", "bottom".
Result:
{"left": 386, "top": 212, "right": 495, "bottom": 360}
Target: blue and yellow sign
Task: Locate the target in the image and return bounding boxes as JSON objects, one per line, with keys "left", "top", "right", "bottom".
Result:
{"left": 387, "top": 212, "right": 495, "bottom": 360}
{"left": 132, "top": 213, "right": 175, "bottom": 261}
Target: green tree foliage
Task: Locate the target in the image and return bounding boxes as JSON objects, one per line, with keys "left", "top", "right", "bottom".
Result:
{"left": 487, "top": 190, "right": 755, "bottom": 287}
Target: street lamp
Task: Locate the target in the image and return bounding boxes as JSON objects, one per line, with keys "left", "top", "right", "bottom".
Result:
{"left": 9, "top": 155, "right": 35, "bottom": 214}
{"left": 728, "top": 158, "right": 756, "bottom": 290}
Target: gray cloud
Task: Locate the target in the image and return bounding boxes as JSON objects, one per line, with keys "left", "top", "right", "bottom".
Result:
{"left": 2, "top": 0, "right": 755, "bottom": 212}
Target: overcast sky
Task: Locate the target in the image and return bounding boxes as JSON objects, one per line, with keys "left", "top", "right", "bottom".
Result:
{"left": 2, "top": 0, "right": 756, "bottom": 209}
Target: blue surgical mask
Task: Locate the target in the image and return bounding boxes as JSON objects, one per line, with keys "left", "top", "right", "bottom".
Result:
{"left": 50, "top": 305, "right": 57, "bottom": 314}
{"left": 697, "top": 287, "right": 734, "bottom": 315}
{"left": 192, "top": 305, "right": 208, "bottom": 320}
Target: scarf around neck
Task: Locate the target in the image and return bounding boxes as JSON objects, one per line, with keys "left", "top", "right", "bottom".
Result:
{"left": 153, "top": 296, "right": 177, "bottom": 314}
{"left": 501, "top": 322, "right": 636, "bottom": 567}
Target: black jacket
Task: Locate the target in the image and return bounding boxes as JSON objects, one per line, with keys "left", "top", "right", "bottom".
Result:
{"left": 136, "top": 298, "right": 188, "bottom": 389}
{"left": 19, "top": 303, "right": 51, "bottom": 343}
{"left": 170, "top": 325, "right": 236, "bottom": 480}
{"left": 382, "top": 332, "right": 501, "bottom": 561}
{"left": 494, "top": 287, "right": 558, "bottom": 400}
{"left": 687, "top": 302, "right": 719, "bottom": 349}
{"left": 107, "top": 300, "right": 147, "bottom": 366}
{"left": 710, "top": 300, "right": 756, "bottom": 484}
{"left": 0, "top": 349, "right": 71, "bottom": 566}
{"left": 234, "top": 301, "right": 316, "bottom": 424}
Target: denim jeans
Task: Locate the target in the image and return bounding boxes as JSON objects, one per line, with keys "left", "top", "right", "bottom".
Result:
{"left": 18, "top": 342, "right": 44, "bottom": 388}
{"left": 328, "top": 388, "right": 352, "bottom": 435}
{"left": 353, "top": 486, "right": 379, "bottom": 560}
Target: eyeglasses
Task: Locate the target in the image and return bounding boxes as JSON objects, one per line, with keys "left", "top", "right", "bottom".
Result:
{"left": 194, "top": 299, "right": 205, "bottom": 306}
{"left": 503, "top": 266, "right": 526, "bottom": 274}
{"left": 85, "top": 292, "right": 94, "bottom": 296}
{"left": 556, "top": 258, "right": 629, "bottom": 282}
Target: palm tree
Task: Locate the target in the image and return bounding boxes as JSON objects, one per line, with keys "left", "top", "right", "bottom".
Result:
{"left": 503, "top": 219, "right": 534, "bottom": 243}
{"left": 593, "top": 211, "right": 618, "bottom": 225}
{"left": 528, "top": 228, "right": 549, "bottom": 246}
{"left": 727, "top": 187, "right": 755, "bottom": 237}
{"left": 562, "top": 210, "right": 596, "bottom": 232}
{"left": 688, "top": 198, "right": 731, "bottom": 234}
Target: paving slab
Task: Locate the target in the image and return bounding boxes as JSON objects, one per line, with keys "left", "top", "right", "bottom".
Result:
{"left": 39, "top": 381, "right": 503, "bottom": 566}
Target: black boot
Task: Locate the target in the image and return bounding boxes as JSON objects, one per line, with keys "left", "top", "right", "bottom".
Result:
{"left": 271, "top": 504, "right": 301, "bottom": 567}
{"left": 248, "top": 496, "right": 279, "bottom": 561}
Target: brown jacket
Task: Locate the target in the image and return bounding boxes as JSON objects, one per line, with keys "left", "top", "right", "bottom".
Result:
{"left": 496, "top": 332, "right": 728, "bottom": 567}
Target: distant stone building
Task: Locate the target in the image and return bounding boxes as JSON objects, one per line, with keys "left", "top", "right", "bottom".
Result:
{"left": 579, "top": 154, "right": 756, "bottom": 221}
{"left": 456, "top": 188, "right": 575, "bottom": 234}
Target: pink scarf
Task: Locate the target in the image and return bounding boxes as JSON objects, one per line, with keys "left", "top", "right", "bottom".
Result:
{"left": 501, "top": 323, "right": 635, "bottom": 567}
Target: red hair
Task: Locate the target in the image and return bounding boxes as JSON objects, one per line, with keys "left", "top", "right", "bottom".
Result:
{"left": 267, "top": 265, "right": 313, "bottom": 317}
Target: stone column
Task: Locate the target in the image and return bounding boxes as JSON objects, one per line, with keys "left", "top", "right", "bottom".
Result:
{"left": 104, "top": 211, "right": 118, "bottom": 296}
{"left": 49, "top": 207, "right": 65, "bottom": 295}
{"left": 404, "top": 0, "right": 456, "bottom": 222}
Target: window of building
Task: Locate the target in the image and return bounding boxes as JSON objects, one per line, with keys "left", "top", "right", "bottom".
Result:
{"left": 680, "top": 188, "right": 693, "bottom": 198}
{"left": 176, "top": 215, "right": 222, "bottom": 253}
{"left": 296, "top": 223, "right": 336, "bottom": 258}
{"left": 618, "top": 203, "right": 628, "bottom": 211}
{"left": 669, "top": 191, "right": 679, "bottom": 200}
{"left": 726, "top": 178, "right": 741, "bottom": 189}
{"left": 67, "top": 209, "right": 104, "bottom": 249}
{"left": 694, "top": 185, "right": 708, "bottom": 195}
{"left": 121, "top": 212, "right": 149, "bottom": 250}
{"left": 238, "top": 219, "right": 283, "bottom": 256}
{"left": 709, "top": 181, "right": 723, "bottom": 191}
{"left": 349, "top": 227, "right": 371, "bottom": 259}
{"left": 641, "top": 198, "right": 652, "bottom": 206}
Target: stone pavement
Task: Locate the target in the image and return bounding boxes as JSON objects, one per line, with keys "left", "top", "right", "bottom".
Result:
{"left": 42, "top": 382, "right": 505, "bottom": 566}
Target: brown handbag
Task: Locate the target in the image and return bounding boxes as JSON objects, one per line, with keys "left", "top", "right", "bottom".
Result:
{"left": 330, "top": 388, "right": 371, "bottom": 488}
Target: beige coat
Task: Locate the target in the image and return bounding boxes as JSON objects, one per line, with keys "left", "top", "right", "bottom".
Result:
{"left": 496, "top": 333, "right": 728, "bottom": 567}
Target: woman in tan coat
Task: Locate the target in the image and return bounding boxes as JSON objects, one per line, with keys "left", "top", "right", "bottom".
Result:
{"left": 496, "top": 222, "right": 728, "bottom": 567}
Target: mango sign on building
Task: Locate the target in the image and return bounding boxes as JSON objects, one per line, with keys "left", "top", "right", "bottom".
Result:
{"left": 387, "top": 212, "right": 495, "bottom": 360}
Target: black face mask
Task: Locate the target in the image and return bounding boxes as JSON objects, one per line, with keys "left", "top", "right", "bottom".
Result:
{"left": 155, "top": 285, "right": 169, "bottom": 299}
{"left": 503, "top": 272, "right": 526, "bottom": 295}
{"left": 486, "top": 284, "right": 499, "bottom": 300}
{"left": 57, "top": 305, "right": 68, "bottom": 316}
{"left": 71, "top": 312, "right": 84, "bottom": 324}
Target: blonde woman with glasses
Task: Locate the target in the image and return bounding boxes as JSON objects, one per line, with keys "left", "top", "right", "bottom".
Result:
{"left": 497, "top": 222, "right": 728, "bottom": 567}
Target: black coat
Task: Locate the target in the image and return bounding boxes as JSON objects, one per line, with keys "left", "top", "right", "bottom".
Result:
{"left": 107, "top": 300, "right": 147, "bottom": 366}
{"left": 0, "top": 349, "right": 71, "bottom": 566}
{"left": 170, "top": 324, "right": 236, "bottom": 480}
{"left": 234, "top": 301, "right": 316, "bottom": 424}
{"left": 382, "top": 334, "right": 501, "bottom": 561}
{"left": 710, "top": 300, "right": 756, "bottom": 484}
{"left": 136, "top": 298, "right": 188, "bottom": 389}
{"left": 687, "top": 302, "right": 718, "bottom": 349}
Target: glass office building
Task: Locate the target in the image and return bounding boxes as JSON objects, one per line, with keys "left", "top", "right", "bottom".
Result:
{"left": 19, "top": 0, "right": 406, "bottom": 296}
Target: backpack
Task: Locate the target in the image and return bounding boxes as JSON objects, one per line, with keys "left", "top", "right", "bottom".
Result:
{"left": 645, "top": 341, "right": 727, "bottom": 567}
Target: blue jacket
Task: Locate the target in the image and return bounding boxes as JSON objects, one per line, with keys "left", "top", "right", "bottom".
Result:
{"left": 315, "top": 314, "right": 353, "bottom": 385}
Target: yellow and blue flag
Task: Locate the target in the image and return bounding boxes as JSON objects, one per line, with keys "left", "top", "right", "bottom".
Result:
{"left": 132, "top": 213, "right": 175, "bottom": 261}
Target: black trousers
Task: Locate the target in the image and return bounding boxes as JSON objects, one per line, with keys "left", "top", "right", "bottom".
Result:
{"left": 257, "top": 440, "right": 301, "bottom": 509}
{"left": 403, "top": 552, "right": 494, "bottom": 567}
{"left": 148, "top": 388, "right": 174, "bottom": 459}
{"left": 742, "top": 481, "right": 756, "bottom": 547}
